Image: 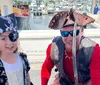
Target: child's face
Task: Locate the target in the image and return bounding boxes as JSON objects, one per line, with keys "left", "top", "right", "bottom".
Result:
{"left": 0, "top": 31, "right": 18, "bottom": 54}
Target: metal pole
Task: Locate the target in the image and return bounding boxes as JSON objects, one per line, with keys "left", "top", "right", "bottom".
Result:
{"left": 72, "top": 15, "right": 78, "bottom": 85}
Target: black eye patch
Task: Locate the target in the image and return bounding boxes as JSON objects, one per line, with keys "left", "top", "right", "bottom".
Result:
{"left": 8, "top": 31, "right": 19, "bottom": 42}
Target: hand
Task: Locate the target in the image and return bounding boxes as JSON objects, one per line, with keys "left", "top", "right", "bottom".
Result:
{"left": 84, "top": 80, "right": 92, "bottom": 85}
{"left": 51, "top": 76, "right": 60, "bottom": 85}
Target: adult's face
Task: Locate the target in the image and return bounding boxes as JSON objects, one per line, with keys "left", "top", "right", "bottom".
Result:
{"left": 60, "top": 26, "right": 83, "bottom": 52}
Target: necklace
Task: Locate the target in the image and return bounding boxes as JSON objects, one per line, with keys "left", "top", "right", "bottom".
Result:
{"left": 64, "top": 50, "right": 73, "bottom": 59}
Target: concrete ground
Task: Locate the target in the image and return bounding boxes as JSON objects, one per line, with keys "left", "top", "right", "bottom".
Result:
{"left": 29, "top": 63, "right": 41, "bottom": 85}
{"left": 29, "top": 63, "right": 56, "bottom": 85}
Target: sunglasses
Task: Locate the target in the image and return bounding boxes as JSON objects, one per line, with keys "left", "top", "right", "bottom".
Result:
{"left": 60, "top": 30, "right": 79, "bottom": 37}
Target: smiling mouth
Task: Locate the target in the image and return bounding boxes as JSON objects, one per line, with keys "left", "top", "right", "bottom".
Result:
{"left": 6, "top": 45, "right": 14, "bottom": 49}
{"left": 68, "top": 40, "right": 72, "bottom": 44}
{"left": 68, "top": 42, "right": 72, "bottom": 45}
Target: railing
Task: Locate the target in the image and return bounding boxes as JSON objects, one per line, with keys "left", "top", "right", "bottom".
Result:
{"left": 19, "top": 28, "right": 100, "bottom": 63}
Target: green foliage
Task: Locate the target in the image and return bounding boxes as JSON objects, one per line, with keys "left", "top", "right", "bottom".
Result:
{"left": 97, "top": 0, "right": 100, "bottom": 3}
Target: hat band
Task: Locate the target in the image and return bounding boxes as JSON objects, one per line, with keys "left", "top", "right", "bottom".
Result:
{"left": 63, "top": 24, "right": 80, "bottom": 28}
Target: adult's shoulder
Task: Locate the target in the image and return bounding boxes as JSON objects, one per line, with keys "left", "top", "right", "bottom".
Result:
{"left": 93, "top": 44, "right": 100, "bottom": 52}
{"left": 91, "top": 44, "right": 100, "bottom": 60}
{"left": 46, "top": 43, "right": 52, "bottom": 53}
{"left": 52, "top": 36, "right": 62, "bottom": 42}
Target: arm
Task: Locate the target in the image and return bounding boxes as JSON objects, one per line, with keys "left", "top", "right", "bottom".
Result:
{"left": 41, "top": 44, "right": 54, "bottom": 85}
{"left": 28, "top": 73, "right": 31, "bottom": 85}
{"left": 90, "top": 44, "right": 100, "bottom": 85}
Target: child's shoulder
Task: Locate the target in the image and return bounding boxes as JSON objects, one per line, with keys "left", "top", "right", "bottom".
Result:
{"left": 19, "top": 52, "right": 27, "bottom": 59}
{"left": 18, "top": 52, "right": 30, "bottom": 72}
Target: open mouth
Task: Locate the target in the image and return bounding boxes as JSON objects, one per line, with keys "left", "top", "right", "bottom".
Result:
{"left": 6, "top": 45, "right": 14, "bottom": 50}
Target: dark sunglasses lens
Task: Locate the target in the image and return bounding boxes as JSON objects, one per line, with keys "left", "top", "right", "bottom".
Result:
{"left": 70, "top": 31, "right": 73, "bottom": 36}
{"left": 70, "top": 30, "right": 79, "bottom": 36}
{"left": 76, "top": 30, "right": 79, "bottom": 36}
{"left": 8, "top": 31, "right": 19, "bottom": 42}
{"left": 61, "top": 31, "right": 69, "bottom": 37}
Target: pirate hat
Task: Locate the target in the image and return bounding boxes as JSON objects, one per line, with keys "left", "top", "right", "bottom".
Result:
{"left": 0, "top": 13, "right": 18, "bottom": 34}
{"left": 49, "top": 8, "right": 95, "bottom": 29}
{"left": 49, "top": 11, "right": 69, "bottom": 29}
{"left": 73, "top": 9, "right": 95, "bottom": 26}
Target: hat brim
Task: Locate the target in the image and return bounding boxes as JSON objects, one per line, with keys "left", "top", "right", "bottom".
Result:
{"left": 48, "top": 11, "right": 68, "bottom": 29}
{"left": 73, "top": 10, "right": 95, "bottom": 26}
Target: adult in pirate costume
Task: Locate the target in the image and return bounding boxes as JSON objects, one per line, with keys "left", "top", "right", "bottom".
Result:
{"left": 41, "top": 8, "right": 100, "bottom": 85}
{"left": 0, "top": 13, "right": 33, "bottom": 85}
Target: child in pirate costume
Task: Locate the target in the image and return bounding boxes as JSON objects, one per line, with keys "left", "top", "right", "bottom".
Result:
{"left": 41, "top": 8, "right": 100, "bottom": 85}
{"left": 0, "top": 13, "right": 32, "bottom": 85}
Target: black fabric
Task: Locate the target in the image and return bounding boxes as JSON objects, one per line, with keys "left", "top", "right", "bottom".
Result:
{"left": 20, "top": 52, "right": 33, "bottom": 85}
{"left": 59, "top": 77, "right": 73, "bottom": 85}
{"left": 30, "top": 81, "right": 34, "bottom": 85}
{"left": 52, "top": 36, "right": 73, "bottom": 85}
{"left": 77, "top": 37, "right": 96, "bottom": 83}
{"left": 0, "top": 13, "right": 18, "bottom": 34}
{"left": 0, "top": 59, "right": 8, "bottom": 84}
{"left": 20, "top": 52, "right": 30, "bottom": 72}
{"left": 52, "top": 36, "right": 96, "bottom": 84}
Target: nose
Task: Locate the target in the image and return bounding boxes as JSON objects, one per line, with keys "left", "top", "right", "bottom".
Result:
{"left": 64, "top": 34, "right": 73, "bottom": 42}
{"left": 67, "top": 34, "right": 73, "bottom": 38}
{"left": 63, "top": 34, "right": 72, "bottom": 41}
